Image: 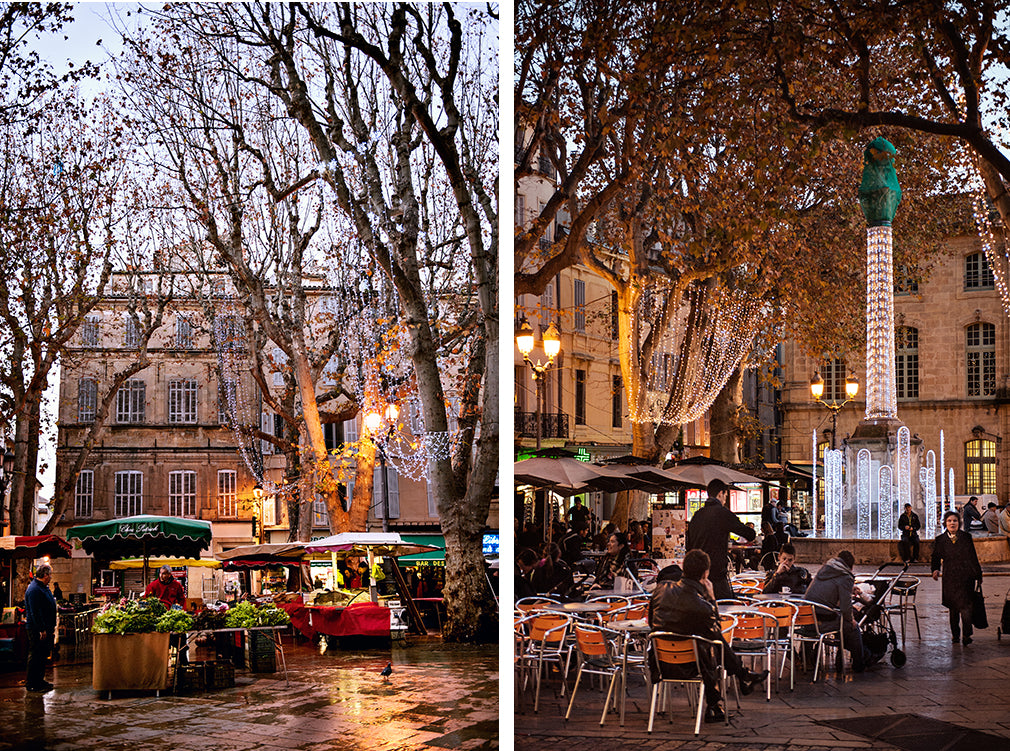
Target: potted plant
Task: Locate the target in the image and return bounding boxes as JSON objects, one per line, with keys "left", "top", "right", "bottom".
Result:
{"left": 92, "top": 598, "right": 194, "bottom": 693}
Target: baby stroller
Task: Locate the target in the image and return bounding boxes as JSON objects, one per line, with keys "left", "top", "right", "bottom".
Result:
{"left": 855, "top": 561, "right": 908, "bottom": 667}
{"left": 996, "top": 585, "right": 1010, "bottom": 640}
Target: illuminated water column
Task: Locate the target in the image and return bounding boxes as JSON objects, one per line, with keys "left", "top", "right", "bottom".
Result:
{"left": 949, "top": 468, "right": 955, "bottom": 511}
{"left": 856, "top": 449, "right": 871, "bottom": 539}
{"left": 878, "top": 465, "right": 894, "bottom": 539}
{"left": 939, "top": 431, "right": 946, "bottom": 513}
{"left": 921, "top": 450, "right": 937, "bottom": 538}
{"left": 897, "top": 426, "right": 911, "bottom": 512}
{"left": 825, "top": 448, "right": 844, "bottom": 538}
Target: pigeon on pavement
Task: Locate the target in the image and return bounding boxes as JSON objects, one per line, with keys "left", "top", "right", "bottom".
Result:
{"left": 381, "top": 662, "right": 392, "bottom": 680}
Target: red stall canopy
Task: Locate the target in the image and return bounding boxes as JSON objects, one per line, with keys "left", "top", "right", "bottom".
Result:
{"left": 0, "top": 535, "right": 72, "bottom": 559}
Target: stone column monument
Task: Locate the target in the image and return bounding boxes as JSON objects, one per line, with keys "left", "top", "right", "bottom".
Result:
{"left": 843, "top": 137, "right": 922, "bottom": 537}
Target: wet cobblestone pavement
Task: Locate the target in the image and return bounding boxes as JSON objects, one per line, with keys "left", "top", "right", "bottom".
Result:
{"left": 515, "top": 566, "right": 1010, "bottom": 751}
{"left": 0, "top": 634, "right": 497, "bottom": 751}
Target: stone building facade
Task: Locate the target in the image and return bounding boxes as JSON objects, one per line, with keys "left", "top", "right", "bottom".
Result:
{"left": 51, "top": 275, "right": 455, "bottom": 598}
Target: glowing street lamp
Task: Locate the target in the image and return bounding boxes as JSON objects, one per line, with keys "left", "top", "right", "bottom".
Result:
{"left": 515, "top": 318, "right": 561, "bottom": 450}
{"left": 365, "top": 403, "right": 399, "bottom": 533}
{"left": 811, "top": 371, "right": 860, "bottom": 449}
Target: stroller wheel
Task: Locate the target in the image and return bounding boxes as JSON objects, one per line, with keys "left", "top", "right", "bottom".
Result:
{"left": 890, "top": 649, "right": 906, "bottom": 668}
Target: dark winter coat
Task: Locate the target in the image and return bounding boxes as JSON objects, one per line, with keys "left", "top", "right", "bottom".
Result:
{"left": 648, "top": 578, "right": 720, "bottom": 641}
{"left": 686, "top": 498, "right": 756, "bottom": 580}
{"left": 804, "top": 556, "right": 856, "bottom": 624}
{"left": 24, "top": 578, "right": 57, "bottom": 634}
{"left": 897, "top": 510, "right": 920, "bottom": 540}
{"left": 762, "top": 565, "right": 811, "bottom": 594}
{"left": 931, "top": 531, "right": 982, "bottom": 611}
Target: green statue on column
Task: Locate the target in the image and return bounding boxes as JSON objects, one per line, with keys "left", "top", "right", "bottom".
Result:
{"left": 858, "top": 136, "right": 901, "bottom": 226}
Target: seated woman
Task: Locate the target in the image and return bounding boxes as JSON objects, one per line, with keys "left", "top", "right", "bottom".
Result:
{"left": 593, "top": 531, "right": 634, "bottom": 589}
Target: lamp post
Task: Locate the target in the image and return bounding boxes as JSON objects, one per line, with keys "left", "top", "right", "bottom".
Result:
{"left": 253, "top": 482, "right": 265, "bottom": 545}
{"left": 515, "top": 318, "right": 561, "bottom": 450}
{"left": 364, "top": 403, "right": 399, "bottom": 533}
{"left": 0, "top": 449, "right": 14, "bottom": 533}
{"left": 810, "top": 371, "right": 860, "bottom": 449}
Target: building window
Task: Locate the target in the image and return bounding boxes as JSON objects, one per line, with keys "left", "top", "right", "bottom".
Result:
{"left": 116, "top": 379, "right": 146, "bottom": 423}
{"left": 114, "top": 470, "right": 143, "bottom": 517}
{"left": 176, "top": 315, "right": 194, "bottom": 349}
{"left": 124, "top": 317, "right": 141, "bottom": 348}
{"left": 217, "top": 470, "right": 237, "bottom": 518}
{"left": 820, "top": 358, "right": 848, "bottom": 402}
{"left": 539, "top": 280, "right": 554, "bottom": 325}
{"left": 895, "top": 327, "right": 919, "bottom": 400}
{"left": 81, "top": 315, "right": 100, "bottom": 347}
{"left": 575, "top": 369, "right": 586, "bottom": 425}
{"left": 78, "top": 377, "right": 98, "bottom": 423}
{"left": 214, "top": 315, "right": 243, "bottom": 350}
{"left": 373, "top": 467, "right": 400, "bottom": 519}
{"left": 611, "top": 292, "right": 619, "bottom": 340}
{"left": 74, "top": 470, "right": 94, "bottom": 518}
{"left": 168, "top": 379, "right": 198, "bottom": 424}
{"left": 965, "top": 252, "right": 995, "bottom": 290}
{"left": 894, "top": 267, "right": 919, "bottom": 296}
{"left": 612, "top": 375, "right": 623, "bottom": 428}
{"left": 218, "top": 379, "right": 236, "bottom": 424}
{"left": 343, "top": 417, "right": 359, "bottom": 443}
{"left": 313, "top": 497, "right": 328, "bottom": 527}
{"left": 573, "top": 279, "right": 585, "bottom": 332}
{"left": 966, "top": 322, "right": 996, "bottom": 397}
{"left": 965, "top": 438, "right": 997, "bottom": 495}
{"left": 169, "top": 470, "right": 197, "bottom": 517}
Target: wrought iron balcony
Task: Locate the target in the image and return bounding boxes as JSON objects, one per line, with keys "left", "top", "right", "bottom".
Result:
{"left": 515, "top": 410, "right": 569, "bottom": 440}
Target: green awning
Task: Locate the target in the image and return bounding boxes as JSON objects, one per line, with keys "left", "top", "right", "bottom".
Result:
{"left": 396, "top": 534, "right": 445, "bottom": 563}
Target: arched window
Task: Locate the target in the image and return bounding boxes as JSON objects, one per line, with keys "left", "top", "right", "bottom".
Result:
{"left": 965, "top": 439, "right": 996, "bottom": 495}
{"left": 895, "top": 326, "right": 918, "bottom": 400}
{"left": 966, "top": 323, "right": 996, "bottom": 397}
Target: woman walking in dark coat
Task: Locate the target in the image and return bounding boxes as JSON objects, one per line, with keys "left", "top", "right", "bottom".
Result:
{"left": 931, "top": 511, "right": 983, "bottom": 645}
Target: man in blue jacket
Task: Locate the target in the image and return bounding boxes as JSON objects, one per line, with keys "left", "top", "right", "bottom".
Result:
{"left": 686, "top": 479, "right": 756, "bottom": 599}
{"left": 24, "top": 563, "right": 57, "bottom": 692}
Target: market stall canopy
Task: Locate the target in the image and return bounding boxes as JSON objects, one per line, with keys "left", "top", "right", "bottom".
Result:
{"left": 109, "top": 557, "right": 220, "bottom": 570}
{"left": 216, "top": 542, "right": 308, "bottom": 570}
{"left": 303, "top": 532, "right": 440, "bottom": 558}
{"left": 638, "top": 463, "right": 766, "bottom": 489}
{"left": 67, "top": 515, "right": 212, "bottom": 559}
{"left": 513, "top": 457, "right": 602, "bottom": 495}
{"left": 0, "top": 535, "right": 72, "bottom": 559}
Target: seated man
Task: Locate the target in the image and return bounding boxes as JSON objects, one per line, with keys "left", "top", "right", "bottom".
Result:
{"left": 762, "top": 544, "right": 811, "bottom": 594}
{"left": 648, "top": 550, "right": 768, "bottom": 723}
{"left": 981, "top": 502, "right": 1000, "bottom": 534}
{"left": 803, "top": 550, "right": 877, "bottom": 672}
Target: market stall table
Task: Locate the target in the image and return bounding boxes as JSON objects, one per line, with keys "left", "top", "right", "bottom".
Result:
{"left": 277, "top": 601, "right": 391, "bottom": 641}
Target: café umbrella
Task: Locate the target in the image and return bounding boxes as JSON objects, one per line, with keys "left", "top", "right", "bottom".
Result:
{"left": 67, "top": 515, "right": 213, "bottom": 586}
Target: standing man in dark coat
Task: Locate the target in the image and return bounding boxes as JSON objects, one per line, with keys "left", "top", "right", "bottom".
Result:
{"left": 24, "top": 563, "right": 57, "bottom": 692}
{"left": 931, "top": 511, "right": 983, "bottom": 645}
{"left": 686, "top": 479, "right": 756, "bottom": 600}
{"left": 897, "top": 503, "right": 921, "bottom": 563}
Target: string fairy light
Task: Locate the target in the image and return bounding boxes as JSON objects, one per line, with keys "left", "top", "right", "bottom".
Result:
{"left": 856, "top": 448, "right": 871, "bottom": 539}
{"left": 877, "top": 464, "right": 894, "bottom": 540}
{"left": 628, "top": 281, "right": 763, "bottom": 426}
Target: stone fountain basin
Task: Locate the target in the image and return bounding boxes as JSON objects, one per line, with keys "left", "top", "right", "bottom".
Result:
{"left": 791, "top": 535, "right": 1010, "bottom": 565}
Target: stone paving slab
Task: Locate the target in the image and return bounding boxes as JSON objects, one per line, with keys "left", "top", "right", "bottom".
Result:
{"left": 516, "top": 568, "right": 1010, "bottom": 750}
{"left": 0, "top": 636, "right": 497, "bottom": 751}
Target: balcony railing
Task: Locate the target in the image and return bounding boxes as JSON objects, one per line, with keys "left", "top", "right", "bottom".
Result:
{"left": 515, "top": 410, "right": 569, "bottom": 440}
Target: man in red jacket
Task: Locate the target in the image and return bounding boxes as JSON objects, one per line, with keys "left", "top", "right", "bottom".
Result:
{"left": 144, "top": 565, "right": 185, "bottom": 608}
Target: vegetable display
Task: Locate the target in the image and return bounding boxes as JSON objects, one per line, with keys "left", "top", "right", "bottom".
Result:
{"left": 223, "top": 601, "right": 291, "bottom": 628}
{"left": 93, "top": 597, "right": 175, "bottom": 634}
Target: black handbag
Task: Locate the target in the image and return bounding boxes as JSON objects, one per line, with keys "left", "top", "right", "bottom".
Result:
{"left": 972, "top": 581, "right": 988, "bottom": 629}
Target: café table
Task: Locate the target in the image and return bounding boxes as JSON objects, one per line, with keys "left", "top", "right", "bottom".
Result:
{"left": 543, "top": 601, "right": 612, "bottom": 622}
{"left": 609, "top": 617, "right": 651, "bottom": 725}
